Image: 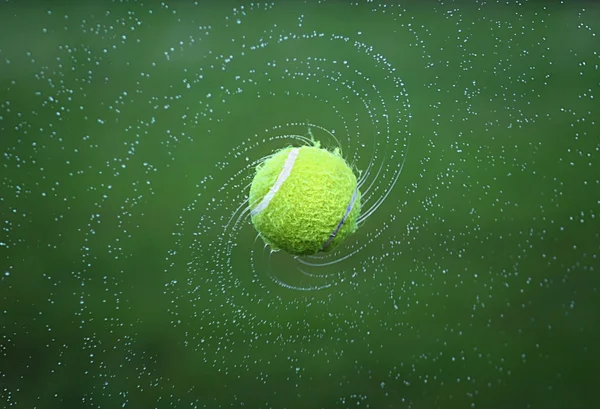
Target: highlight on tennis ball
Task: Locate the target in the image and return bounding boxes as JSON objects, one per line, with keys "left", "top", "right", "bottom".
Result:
{"left": 248, "top": 141, "right": 361, "bottom": 256}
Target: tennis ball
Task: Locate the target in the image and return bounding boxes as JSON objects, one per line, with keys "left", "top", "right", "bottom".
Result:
{"left": 249, "top": 142, "right": 361, "bottom": 256}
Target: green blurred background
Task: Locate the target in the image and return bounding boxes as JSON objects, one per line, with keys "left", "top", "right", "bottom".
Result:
{"left": 1, "top": 1, "right": 598, "bottom": 408}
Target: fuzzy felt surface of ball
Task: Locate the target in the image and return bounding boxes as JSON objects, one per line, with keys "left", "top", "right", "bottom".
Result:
{"left": 249, "top": 144, "right": 361, "bottom": 256}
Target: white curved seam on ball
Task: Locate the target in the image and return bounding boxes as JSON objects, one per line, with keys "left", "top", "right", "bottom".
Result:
{"left": 251, "top": 148, "right": 299, "bottom": 217}
{"left": 322, "top": 186, "right": 358, "bottom": 250}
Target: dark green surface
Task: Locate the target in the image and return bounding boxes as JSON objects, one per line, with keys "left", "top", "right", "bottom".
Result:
{"left": 1, "top": 1, "right": 598, "bottom": 408}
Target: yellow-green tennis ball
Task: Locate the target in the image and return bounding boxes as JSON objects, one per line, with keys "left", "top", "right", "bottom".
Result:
{"left": 249, "top": 143, "right": 361, "bottom": 256}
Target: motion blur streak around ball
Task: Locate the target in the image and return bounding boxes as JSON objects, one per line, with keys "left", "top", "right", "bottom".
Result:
{"left": 249, "top": 142, "right": 361, "bottom": 256}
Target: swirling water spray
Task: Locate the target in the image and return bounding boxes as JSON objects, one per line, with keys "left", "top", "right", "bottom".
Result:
{"left": 163, "top": 7, "right": 410, "bottom": 297}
